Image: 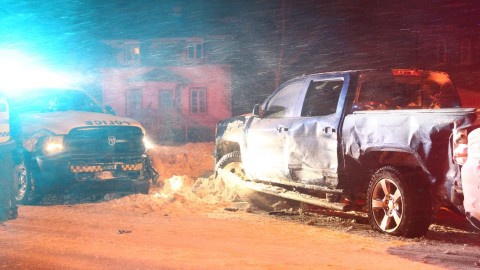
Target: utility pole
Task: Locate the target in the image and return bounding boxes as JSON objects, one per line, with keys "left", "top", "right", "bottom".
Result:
{"left": 275, "top": 0, "right": 287, "bottom": 88}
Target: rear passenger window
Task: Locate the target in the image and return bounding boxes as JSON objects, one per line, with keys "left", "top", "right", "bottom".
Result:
{"left": 301, "top": 80, "right": 343, "bottom": 117}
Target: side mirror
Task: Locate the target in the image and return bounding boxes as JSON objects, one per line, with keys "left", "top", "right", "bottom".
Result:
{"left": 105, "top": 105, "right": 116, "bottom": 115}
{"left": 253, "top": 104, "right": 263, "bottom": 117}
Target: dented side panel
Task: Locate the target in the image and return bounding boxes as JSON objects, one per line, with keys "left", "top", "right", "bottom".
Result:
{"left": 342, "top": 108, "right": 477, "bottom": 189}
{"left": 287, "top": 115, "right": 339, "bottom": 188}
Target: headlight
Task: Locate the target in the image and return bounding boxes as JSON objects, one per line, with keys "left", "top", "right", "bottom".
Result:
{"left": 143, "top": 137, "right": 154, "bottom": 150}
{"left": 42, "top": 135, "right": 64, "bottom": 155}
{"left": 452, "top": 128, "right": 468, "bottom": 165}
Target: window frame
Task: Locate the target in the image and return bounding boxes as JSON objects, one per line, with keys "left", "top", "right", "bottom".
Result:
{"left": 124, "top": 43, "right": 141, "bottom": 65}
{"left": 126, "top": 88, "right": 143, "bottom": 116}
{"left": 261, "top": 79, "right": 305, "bottom": 118}
{"left": 189, "top": 87, "right": 207, "bottom": 114}
{"left": 158, "top": 89, "right": 175, "bottom": 111}
{"left": 300, "top": 80, "right": 344, "bottom": 117}
{"left": 186, "top": 42, "right": 204, "bottom": 60}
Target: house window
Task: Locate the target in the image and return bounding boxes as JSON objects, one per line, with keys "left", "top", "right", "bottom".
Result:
{"left": 124, "top": 44, "right": 141, "bottom": 64}
{"left": 460, "top": 39, "right": 472, "bottom": 65}
{"left": 187, "top": 43, "right": 203, "bottom": 60}
{"left": 190, "top": 88, "right": 207, "bottom": 114}
{"left": 126, "top": 88, "right": 142, "bottom": 116}
{"left": 175, "top": 87, "right": 182, "bottom": 112}
{"left": 436, "top": 39, "right": 447, "bottom": 65}
{"left": 159, "top": 90, "right": 174, "bottom": 110}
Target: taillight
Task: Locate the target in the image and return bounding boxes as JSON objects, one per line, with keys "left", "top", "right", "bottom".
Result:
{"left": 453, "top": 128, "right": 468, "bottom": 165}
{"left": 392, "top": 69, "right": 421, "bottom": 76}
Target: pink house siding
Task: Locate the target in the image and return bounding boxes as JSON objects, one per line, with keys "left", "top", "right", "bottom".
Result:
{"left": 101, "top": 64, "right": 231, "bottom": 143}
{"left": 101, "top": 67, "right": 152, "bottom": 116}
{"left": 170, "top": 65, "right": 231, "bottom": 126}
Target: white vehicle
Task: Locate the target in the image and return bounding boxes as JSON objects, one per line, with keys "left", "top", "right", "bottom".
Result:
{"left": 9, "top": 88, "right": 157, "bottom": 204}
{"left": 459, "top": 127, "right": 480, "bottom": 229}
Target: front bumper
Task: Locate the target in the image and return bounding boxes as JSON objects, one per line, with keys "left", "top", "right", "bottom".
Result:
{"left": 34, "top": 154, "right": 150, "bottom": 193}
{"left": 65, "top": 178, "right": 150, "bottom": 195}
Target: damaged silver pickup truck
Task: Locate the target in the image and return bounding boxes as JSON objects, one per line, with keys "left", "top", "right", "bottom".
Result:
{"left": 214, "top": 69, "right": 480, "bottom": 237}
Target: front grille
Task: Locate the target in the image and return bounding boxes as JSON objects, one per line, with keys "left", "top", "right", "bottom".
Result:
{"left": 66, "top": 126, "right": 145, "bottom": 158}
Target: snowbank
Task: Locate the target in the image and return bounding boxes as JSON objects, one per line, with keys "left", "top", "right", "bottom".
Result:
{"left": 103, "top": 143, "right": 258, "bottom": 215}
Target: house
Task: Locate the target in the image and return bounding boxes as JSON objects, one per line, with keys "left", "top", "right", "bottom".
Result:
{"left": 100, "top": 37, "right": 232, "bottom": 143}
{"left": 414, "top": 24, "right": 480, "bottom": 109}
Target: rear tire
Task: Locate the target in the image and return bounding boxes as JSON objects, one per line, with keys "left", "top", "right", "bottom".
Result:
{"left": 367, "top": 166, "right": 432, "bottom": 237}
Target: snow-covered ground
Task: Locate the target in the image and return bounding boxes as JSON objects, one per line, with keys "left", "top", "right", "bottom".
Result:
{"left": 1, "top": 143, "right": 479, "bottom": 269}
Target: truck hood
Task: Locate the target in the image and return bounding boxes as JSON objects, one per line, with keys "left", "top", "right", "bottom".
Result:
{"left": 17, "top": 111, "right": 146, "bottom": 136}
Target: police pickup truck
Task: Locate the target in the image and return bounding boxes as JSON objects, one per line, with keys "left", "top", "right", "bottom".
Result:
{"left": 9, "top": 88, "right": 157, "bottom": 204}
{"left": 214, "top": 69, "right": 479, "bottom": 237}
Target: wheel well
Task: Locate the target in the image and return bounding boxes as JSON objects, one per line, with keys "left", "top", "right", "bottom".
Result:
{"left": 343, "top": 151, "right": 429, "bottom": 199}
{"left": 215, "top": 141, "right": 240, "bottom": 162}
{"left": 361, "top": 151, "right": 423, "bottom": 170}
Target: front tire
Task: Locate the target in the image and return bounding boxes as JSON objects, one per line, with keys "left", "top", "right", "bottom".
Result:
{"left": 0, "top": 154, "right": 17, "bottom": 222}
{"left": 14, "top": 159, "right": 42, "bottom": 205}
{"left": 0, "top": 179, "right": 17, "bottom": 222}
{"left": 215, "top": 151, "right": 245, "bottom": 179}
{"left": 367, "top": 166, "right": 432, "bottom": 237}
{"left": 133, "top": 180, "right": 150, "bottom": 195}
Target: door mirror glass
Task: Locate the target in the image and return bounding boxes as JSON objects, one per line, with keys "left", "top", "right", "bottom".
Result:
{"left": 252, "top": 104, "right": 260, "bottom": 116}
{"left": 105, "top": 105, "right": 116, "bottom": 115}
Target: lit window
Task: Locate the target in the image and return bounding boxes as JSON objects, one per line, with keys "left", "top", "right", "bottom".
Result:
{"left": 124, "top": 44, "right": 141, "bottom": 64}
{"left": 190, "top": 88, "right": 206, "bottom": 114}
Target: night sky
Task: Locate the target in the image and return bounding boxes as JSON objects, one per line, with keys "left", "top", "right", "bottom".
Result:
{"left": 1, "top": 0, "right": 480, "bottom": 112}
{"left": 2, "top": 1, "right": 478, "bottom": 66}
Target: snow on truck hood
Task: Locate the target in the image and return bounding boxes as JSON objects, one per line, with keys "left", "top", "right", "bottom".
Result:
{"left": 18, "top": 111, "right": 146, "bottom": 136}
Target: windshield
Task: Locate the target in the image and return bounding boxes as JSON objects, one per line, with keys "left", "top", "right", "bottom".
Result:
{"left": 9, "top": 89, "right": 104, "bottom": 114}
{"left": 355, "top": 71, "right": 461, "bottom": 110}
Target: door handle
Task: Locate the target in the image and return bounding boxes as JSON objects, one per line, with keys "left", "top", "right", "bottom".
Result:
{"left": 276, "top": 126, "right": 289, "bottom": 132}
{"left": 323, "top": 127, "right": 336, "bottom": 134}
